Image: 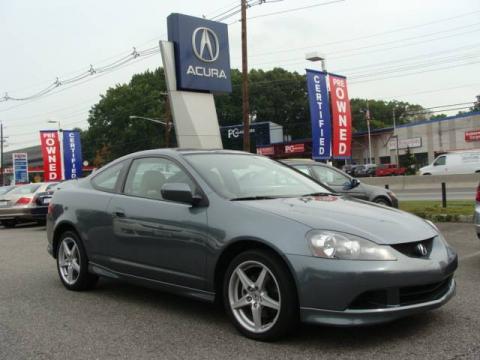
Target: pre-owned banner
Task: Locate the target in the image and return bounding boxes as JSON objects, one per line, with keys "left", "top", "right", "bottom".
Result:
{"left": 329, "top": 74, "right": 352, "bottom": 157}
{"left": 13, "top": 153, "right": 28, "bottom": 184}
{"left": 62, "top": 130, "right": 83, "bottom": 179}
{"left": 306, "top": 69, "right": 331, "bottom": 160}
{"left": 40, "top": 131, "right": 62, "bottom": 181}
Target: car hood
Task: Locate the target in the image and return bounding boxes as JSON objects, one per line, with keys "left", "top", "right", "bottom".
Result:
{"left": 240, "top": 195, "right": 436, "bottom": 245}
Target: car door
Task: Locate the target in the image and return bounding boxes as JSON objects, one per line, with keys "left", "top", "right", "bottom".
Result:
{"left": 310, "top": 165, "right": 368, "bottom": 200}
{"left": 106, "top": 156, "right": 209, "bottom": 290}
{"left": 432, "top": 155, "right": 447, "bottom": 175}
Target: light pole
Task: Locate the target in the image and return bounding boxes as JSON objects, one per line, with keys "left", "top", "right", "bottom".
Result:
{"left": 305, "top": 51, "right": 326, "bottom": 72}
{"left": 129, "top": 115, "right": 172, "bottom": 148}
{"left": 47, "top": 120, "right": 61, "bottom": 130}
{"left": 392, "top": 107, "right": 399, "bottom": 165}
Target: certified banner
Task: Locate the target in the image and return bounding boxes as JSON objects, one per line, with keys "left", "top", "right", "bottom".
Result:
{"left": 62, "top": 130, "right": 83, "bottom": 179}
{"left": 329, "top": 74, "right": 352, "bottom": 158}
{"left": 13, "top": 153, "right": 29, "bottom": 184}
{"left": 40, "top": 131, "right": 62, "bottom": 181}
{"left": 306, "top": 69, "right": 331, "bottom": 160}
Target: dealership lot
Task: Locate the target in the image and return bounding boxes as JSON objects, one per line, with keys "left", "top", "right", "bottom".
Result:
{"left": 0, "top": 223, "right": 479, "bottom": 359}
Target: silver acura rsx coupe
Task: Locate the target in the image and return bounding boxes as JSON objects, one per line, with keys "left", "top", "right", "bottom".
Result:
{"left": 47, "top": 149, "right": 457, "bottom": 341}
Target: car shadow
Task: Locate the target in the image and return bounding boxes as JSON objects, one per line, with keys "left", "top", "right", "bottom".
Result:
{"left": 91, "top": 277, "right": 439, "bottom": 347}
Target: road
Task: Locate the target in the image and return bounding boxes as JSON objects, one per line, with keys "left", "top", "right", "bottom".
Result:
{"left": 395, "top": 187, "right": 476, "bottom": 201}
{"left": 0, "top": 223, "right": 479, "bottom": 360}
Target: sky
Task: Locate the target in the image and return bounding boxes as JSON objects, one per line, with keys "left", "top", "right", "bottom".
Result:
{"left": 0, "top": 0, "right": 479, "bottom": 150}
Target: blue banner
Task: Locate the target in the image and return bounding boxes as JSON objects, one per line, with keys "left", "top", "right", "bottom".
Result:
{"left": 306, "top": 69, "right": 331, "bottom": 160}
{"left": 13, "top": 153, "right": 29, "bottom": 184}
{"left": 62, "top": 130, "right": 83, "bottom": 179}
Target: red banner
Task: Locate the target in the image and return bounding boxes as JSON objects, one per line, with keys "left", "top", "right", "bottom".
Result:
{"left": 40, "top": 131, "right": 63, "bottom": 181}
{"left": 329, "top": 75, "right": 352, "bottom": 157}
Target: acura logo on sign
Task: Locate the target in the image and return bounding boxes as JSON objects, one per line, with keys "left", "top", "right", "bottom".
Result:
{"left": 416, "top": 243, "right": 428, "bottom": 257}
{"left": 192, "top": 27, "right": 219, "bottom": 62}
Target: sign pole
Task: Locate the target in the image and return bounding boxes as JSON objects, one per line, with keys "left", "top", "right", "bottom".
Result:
{"left": 241, "top": 0, "right": 250, "bottom": 152}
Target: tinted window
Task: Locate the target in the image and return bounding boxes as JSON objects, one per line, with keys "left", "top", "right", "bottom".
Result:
{"left": 291, "top": 165, "right": 311, "bottom": 176}
{"left": 91, "top": 162, "right": 125, "bottom": 192}
{"left": 124, "top": 157, "right": 195, "bottom": 201}
{"left": 185, "top": 154, "right": 329, "bottom": 199}
{"left": 434, "top": 156, "right": 446, "bottom": 166}
{"left": 311, "top": 166, "right": 349, "bottom": 186}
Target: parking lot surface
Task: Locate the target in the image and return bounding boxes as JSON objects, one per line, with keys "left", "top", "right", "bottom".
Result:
{"left": 0, "top": 223, "right": 479, "bottom": 360}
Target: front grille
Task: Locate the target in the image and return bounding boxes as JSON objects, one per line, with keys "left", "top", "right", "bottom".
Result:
{"left": 348, "top": 276, "right": 453, "bottom": 310}
{"left": 391, "top": 237, "right": 434, "bottom": 258}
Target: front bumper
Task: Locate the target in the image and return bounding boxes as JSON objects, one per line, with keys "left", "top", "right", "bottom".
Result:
{"left": 0, "top": 206, "right": 48, "bottom": 221}
{"left": 287, "top": 238, "right": 457, "bottom": 326}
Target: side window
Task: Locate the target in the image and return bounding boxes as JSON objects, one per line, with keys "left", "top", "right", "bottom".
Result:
{"left": 311, "top": 166, "right": 349, "bottom": 186}
{"left": 433, "top": 156, "right": 446, "bottom": 166}
{"left": 124, "top": 157, "right": 196, "bottom": 201}
{"left": 91, "top": 162, "right": 125, "bottom": 192}
{"left": 292, "top": 165, "right": 311, "bottom": 176}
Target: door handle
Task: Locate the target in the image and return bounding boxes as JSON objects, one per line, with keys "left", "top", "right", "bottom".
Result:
{"left": 113, "top": 208, "right": 126, "bottom": 217}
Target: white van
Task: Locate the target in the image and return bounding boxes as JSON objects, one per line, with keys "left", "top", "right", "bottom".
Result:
{"left": 420, "top": 151, "right": 480, "bottom": 175}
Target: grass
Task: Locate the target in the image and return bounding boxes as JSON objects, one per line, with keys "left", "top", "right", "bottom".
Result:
{"left": 399, "top": 200, "right": 475, "bottom": 222}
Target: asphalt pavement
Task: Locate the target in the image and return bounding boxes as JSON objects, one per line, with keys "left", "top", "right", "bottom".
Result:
{"left": 0, "top": 223, "right": 479, "bottom": 360}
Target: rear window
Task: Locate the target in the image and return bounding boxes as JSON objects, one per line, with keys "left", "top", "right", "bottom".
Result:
{"left": 9, "top": 184, "right": 41, "bottom": 195}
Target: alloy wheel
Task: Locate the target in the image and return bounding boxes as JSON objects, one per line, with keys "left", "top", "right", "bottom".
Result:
{"left": 228, "top": 260, "right": 281, "bottom": 334}
{"left": 58, "top": 237, "right": 81, "bottom": 285}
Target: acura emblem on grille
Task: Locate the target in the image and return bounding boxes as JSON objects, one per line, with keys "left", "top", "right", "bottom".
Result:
{"left": 416, "top": 243, "right": 428, "bottom": 257}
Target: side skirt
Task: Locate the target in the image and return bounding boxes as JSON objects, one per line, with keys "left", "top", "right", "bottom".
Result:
{"left": 88, "top": 262, "right": 215, "bottom": 303}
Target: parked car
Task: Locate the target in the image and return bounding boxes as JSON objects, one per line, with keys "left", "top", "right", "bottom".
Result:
{"left": 0, "top": 182, "right": 58, "bottom": 228}
{"left": 475, "top": 182, "right": 480, "bottom": 239}
{"left": 375, "top": 163, "right": 407, "bottom": 177}
{"left": 420, "top": 150, "right": 480, "bottom": 175}
{"left": 341, "top": 164, "right": 360, "bottom": 176}
{"left": 47, "top": 149, "right": 457, "bottom": 340}
{"left": 0, "top": 185, "right": 15, "bottom": 195}
{"left": 353, "top": 164, "right": 377, "bottom": 177}
{"left": 282, "top": 159, "right": 398, "bottom": 207}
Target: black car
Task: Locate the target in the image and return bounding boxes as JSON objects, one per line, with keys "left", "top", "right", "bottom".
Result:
{"left": 282, "top": 159, "right": 398, "bottom": 207}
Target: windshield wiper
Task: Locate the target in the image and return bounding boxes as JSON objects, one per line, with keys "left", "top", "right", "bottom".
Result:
{"left": 230, "top": 196, "right": 279, "bottom": 201}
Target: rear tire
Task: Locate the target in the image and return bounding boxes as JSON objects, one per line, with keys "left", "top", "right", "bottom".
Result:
{"left": 223, "top": 249, "right": 298, "bottom": 341}
{"left": 56, "top": 231, "right": 98, "bottom": 291}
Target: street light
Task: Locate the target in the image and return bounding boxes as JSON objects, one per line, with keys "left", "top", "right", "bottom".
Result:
{"left": 47, "top": 120, "right": 61, "bottom": 130}
{"left": 305, "top": 51, "right": 326, "bottom": 72}
{"left": 129, "top": 115, "right": 172, "bottom": 147}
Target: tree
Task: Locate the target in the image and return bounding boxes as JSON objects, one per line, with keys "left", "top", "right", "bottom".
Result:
{"left": 84, "top": 68, "right": 169, "bottom": 163}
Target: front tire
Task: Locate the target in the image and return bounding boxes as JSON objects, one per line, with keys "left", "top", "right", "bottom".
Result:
{"left": 223, "top": 249, "right": 298, "bottom": 341}
{"left": 373, "top": 197, "right": 391, "bottom": 206}
{"left": 2, "top": 220, "right": 16, "bottom": 228}
{"left": 56, "top": 231, "right": 98, "bottom": 291}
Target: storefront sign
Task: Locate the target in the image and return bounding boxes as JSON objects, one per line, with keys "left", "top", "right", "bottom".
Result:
{"left": 388, "top": 137, "right": 422, "bottom": 150}
{"left": 306, "top": 69, "right": 331, "bottom": 160}
{"left": 257, "top": 146, "right": 275, "bottom": 155}
{"left": 62, "top": 130, "right": 83, "bottom": 179}
{"left": 167, "top": 13, "right": 232, "bottom": 93}
{"left": 40, "top": 131, "right": 62, "bottom": 181}
{"left": 329, "top": 74, "right": 352, "bottom": 157}
{"left": 285, "top": 143, "right": 305, "bottom": 154}
{"left": 465, "top": 129, "right": 480, "bottom": 142}
{"left": 12, "top": 153, "right": 28, "bottom": 184}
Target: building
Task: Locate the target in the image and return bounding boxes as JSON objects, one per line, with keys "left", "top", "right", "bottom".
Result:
{"left": 352, "top": 111, "right": 480, "bottom": 167}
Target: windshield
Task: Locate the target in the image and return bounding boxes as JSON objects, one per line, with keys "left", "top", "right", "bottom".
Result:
{"left": 8, "top": 184, "right": 41, "bottom": 195}
{"left": 185, "top": 153, "right": 330, "bottom": 199}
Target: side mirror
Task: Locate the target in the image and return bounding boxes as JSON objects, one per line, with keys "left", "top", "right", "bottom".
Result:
{"left": 161, "top": 183, "right": 202, "bottom": 206}
{"left": 350, "top": 178, "right": 360, "bottom": 189}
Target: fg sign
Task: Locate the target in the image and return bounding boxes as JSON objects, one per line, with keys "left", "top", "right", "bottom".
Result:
{"left": 167, "top": 13, "right": 232, "bottom": 93}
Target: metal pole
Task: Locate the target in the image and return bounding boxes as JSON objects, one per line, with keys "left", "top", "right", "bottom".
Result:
{"left": 366, "top": 100, "right": 372, "bottom": 164}
{"left": 241, "top": 0, "right": 250, "bottom": 152}
{"left": 164, "top": 99, "right": 171, "bottom": 148}
{"left": 392, "top": 108, "right": 399, "bottom": 165}
{"left": 441, "top": 182, "right": 447, "bottom": 208}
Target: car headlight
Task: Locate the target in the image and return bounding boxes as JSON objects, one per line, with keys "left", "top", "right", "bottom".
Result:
{"left": 306, "top": 230, "right": 397, "bottom": 261}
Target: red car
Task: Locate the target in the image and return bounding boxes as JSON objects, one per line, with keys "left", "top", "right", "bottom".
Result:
{"left": 375, "top": 164, "right": 407, "bottom": 177}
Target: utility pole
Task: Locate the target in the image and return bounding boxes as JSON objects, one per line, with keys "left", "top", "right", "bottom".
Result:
{"left": 241, "top": 0, "right": 250, "bottom": 152}
{"left": 366, "top": 100, "right": 372, "bottom": 164}
{"left": 392, "top": 107, "right": 399, "bottom": 165}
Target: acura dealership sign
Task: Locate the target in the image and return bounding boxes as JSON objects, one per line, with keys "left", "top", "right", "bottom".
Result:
{"left": 167, "top": 13, "right": 232, "bottom": 93}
